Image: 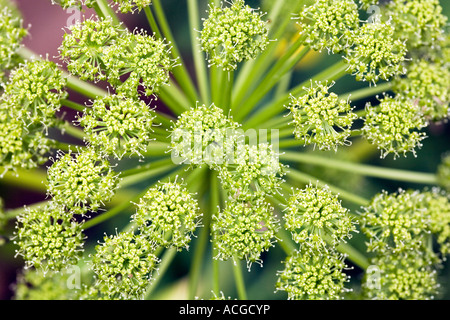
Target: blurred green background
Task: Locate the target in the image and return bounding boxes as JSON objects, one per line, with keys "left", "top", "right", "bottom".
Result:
{"left": 0, "top": 0, "right": 449, "bottom": 300}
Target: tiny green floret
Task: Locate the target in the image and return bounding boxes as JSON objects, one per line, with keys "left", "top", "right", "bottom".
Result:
{"left": 200, "top": 0, "right": 269, "bottom": 71}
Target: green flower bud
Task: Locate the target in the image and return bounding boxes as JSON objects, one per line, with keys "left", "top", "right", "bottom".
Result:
{"left": 90, "top": 231, "right": 159, "bottom": 300}
{"left": 345, "top": 22, "right": 407, "bottom": 84}
{"left": 361, "top": 95, "right": 427, "bottom": 159}
{"left": 46, "top": 149, "right": 119, "bottom": 215}
{"left": 78, "top": 94, "right": 156, "bottom": 159}
{"left": 200, "top": 0, "right": 269, "bottom": 71}
{"left": 288, "top": 81, "right": 357, "bottom": 151}
{"left": 298, "top": 0, "right": 359, "bottom": 54}
{"left": 14, "top": 202, "right": 85, "bottom": 272}
{"left": 212, "top": 197, "right": 279, "bottom": 268}
{"left": 132, "top": 181, "right": 202, "bottom": 250}
{"left": 276, "top": 245, "right": 349, "bottom": 300}
{"left": 284, "top": 183, "right": 357, "bottom": 248}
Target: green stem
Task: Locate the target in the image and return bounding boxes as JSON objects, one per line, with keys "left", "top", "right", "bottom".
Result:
{"left": 158, "top": 82, "right": 191, "bottom": 115}
{"left": 60, "top": 121, "right": 86, "bottom": 140}
{"left": 280, "top": 152, "right": 439, "bottom": 185}
{"left": 336, "top": 242, "right": 370, "bottom": 270}
{"left": 220, "top": 70, "right": 234, "bottom": 114}
{"left": 340, "top": 82, "right": 393, "bottom": 102}
{"left": 61, "top": 99, "right": 85, "bottom": 113}
{"left": 95, "top": 0, "right": 121, "bottom": 25}
{"left": 145, "top": 248, "right": 178, "bottom": 299}
{"left": 152, "top": 0, "right": 199, "bottom": 105}
{"left": 144, "top": 5, "right": 163, "bottom": 39}
{"left": 188, "top": 0, "right": 210, "bottom": 105}
{"left": 232, "top": 259, "right": 247, "bottom": 300}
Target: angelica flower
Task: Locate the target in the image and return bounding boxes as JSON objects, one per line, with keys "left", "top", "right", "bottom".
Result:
{"left": 132, "top": 181, "right": 202, "bottom": 250}
{"left": 78, "top": 94, "right": 156, "bottom": 159}
{"left": 59, "top": 17, "right": 124, "bottom": 83}
{"left": 344, "top": 22, "right": 407, "bottom": 84}
{"left": 14, "top": 202, "right": 85, "bottom": 272}
{"left": 2, "top": 59, "right": 67, "bottom": 126}
{"left": 387, "top": 0, "right": 447, "bottom": 52}
{"left": 0, "top": 5, "right": 27, "bottom": 83}
{"left": 170, "top": 103, "right": 240, "bottom": 167}
{"left": 298, "top": 0, "right": 359, "bottom": 54}
{"left": 103, "top": 30, "right": 174, "bottom": 98}
{"left": 111, "top": 0, "right": 152, "bottom": 13}
{"left": 46, "top": 149, "right": 119, "bottom": 215}
{"left": 212, "top": 197, "right": 279, "bottom": 268}
{"left": 200, "top": 0, "right": 269, "bottom": 71}
{"left": 360, "top": 189, "right": 431, "bottom": 254}
{"left": 288, "top": 81, "right": 357, "bottom": 151}
{"left": 276, "top": 245, "right": 349, "bottom": 300}
{"left": 363, "top": 251, "right": 439, "bottom": 300}
{"left": 393, "top": 59, "right": 449, "bottom": 121}
{"left": 361, "top": 95, "right": 427, "bottom": 159}
{"left": 90, "top": 231, "right": 159, "bottom": 300}
{"left": 284, "top": 183, "right": 356, "bottom": 248}
{"left": 218, "top": 142, "right": 285, "bottom": 201}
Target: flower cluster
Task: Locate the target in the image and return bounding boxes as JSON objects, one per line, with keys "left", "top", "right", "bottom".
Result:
{"left": 78, "top": 94, "right": 155, "bottom": 159}
{"left": 60, "top": 17, "right": 174, "bottom": 97}
{"left": 46, "top": 149, "right": 119, "bottom": 215}
{"left": 361, "top": 96, "right": 428, "bottom": 159}
{"left": 288, "top": 81, "right": 357, "bottom": 151}
{"left": 0, "top": 5, "right": 27, "bottom": 84}
{"left": 111, "top": 0, "right": 152, "bottom": 13}
{"left": 344, "top": 22, "right": 407, "bottom": 84}
{"left": 14, "top": 203, "right": 85, "bottom": 272}
{"left": 89, "top": 231, "right": 160, "bottom": 300}
{"left": 393, "top": 58, "right": 449, "bottom": 121}
{"left": 276, "top": 245, "right": 349, "bottom": 300}
{"left": 218, "top": 143, "right": 285, "bottom": 201}
{"left": 170, "top": 103, "right": 240, "bottom": 167}
{"left": 284, "top": 183, "right": 356, "bottom": 249}
{"left": 200, "top": 0, "right": 269, "bottom": 71}
{"left": 212, "top": 197, "right": 279, "bottom": 268}
{"left": 132, "top": 181, "right": 202, "bottom": 250}
{"left": 297, "top": 0, "right": 359, "bottom": 54}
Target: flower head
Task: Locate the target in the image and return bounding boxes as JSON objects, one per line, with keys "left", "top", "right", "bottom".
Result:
{"left": 361, "top": 95, "right": 428, "bottom": 159}
{"left": 78, "top": 94, "right": 155, "bottom": 159}
{"left": 393, "top": 59, "right": 449, "bottom": 121}
{"left": 46, "top": 149, "right": 119, "bottom": 215}
{"left": 276, "top": 245, "right": 349, "bottom": 300}
{"left": 387, "top": 0, "right": 447, "bottom": 52}
{"left": 3, "top": 59, "right": 67, "bottom": 126}
{"left": 0, "top": 5, "right": 27, "bottom": 83}
{"left": 103, "top": 30, "right": 175, "bottom": 97}
{"left": 132, "top": 180, "right": 202, "bottom": 250}
{"left": 90, "top": 231, "right": 159, "bottom": 300}
{"left": 345, "top": 22, "right": 407, "bottom": 84}
{"left": 360, "top": 189, "right": 430, "bottom": 254}
{"left": 288, "top": 81, "right": 357, "bottom": 151}
{"left": 14, "top": 202, "right": 85, "bottom": 272}
{"left": 170, "top": 103, "right": 240, "bottom": 167}
{"left": 59, "top": 17, "right": 124, "bottom": 83}
{"left": 200, "top": 0, "right": 269, "bottom": 71}
{"left": 363, "top": 251, "right": 439, "bottom": 300}
{"left": 212, "top": 197, "right": 279, "bottom": 268}
{"left": 298, "top": 0, "right": 359, "bottom": 54}
{"left": 111, "top": 0, "right": 152, "bottom": 13}
{"left": 218, "top": 142, "right": 285, "bottom": 201}
{"left": 284, "top": 183, "right": 356, "bottom": 248}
